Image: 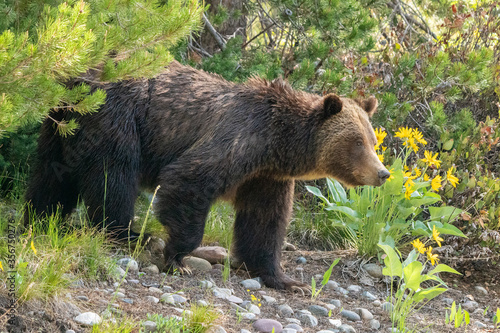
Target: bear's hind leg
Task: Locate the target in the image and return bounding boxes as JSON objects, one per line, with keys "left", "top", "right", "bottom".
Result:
{"left": 233, "top": 176, "right": 307, "bottom": 291}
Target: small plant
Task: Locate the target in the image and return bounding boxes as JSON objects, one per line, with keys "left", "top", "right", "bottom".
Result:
{"left": 144, "top": 313, "right": 184, "bottom": 333}
{"left": 311, "top": 258, "right": 340, "bottom": 300}
{"left": 379, "top": 235, "right": 461, "bottom": 332}
{"left": 445, "top": 301, "right": 470, "bottom": 329}
{"left": 493, "top": 308, "right": 500, "bottom": 329}
{"left": 222, "top": 255, "right": 231, "bottom": 283}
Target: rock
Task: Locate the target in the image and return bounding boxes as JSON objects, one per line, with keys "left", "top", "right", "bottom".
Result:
{"left": 324, "top": 281, "right": 339, "bottom": 290}
{"left": 227, "top": 295, "right": 243, "bottom": 303}
{"left": 442, "top": 297, "right": 454, "bottom": 305}
{"left": 149, "top": 287, "right": 163, "bottom": 294}
{"left": 253, "top": 318, "right": 283, "bottom": 332}
{"left": 372, "top": 300, "right": 382, "bottom": 307}
{"left": 200, "top": 280, "right": 214, "bottom": 289}
{"left": 114, "top": 292, "right": 125, "bottom": 298}
{"left": 160, "top": 293, "right": 175, "bottom": 304}
{"left": 162, "top": 285, "right": 173, "bottom": 292}
{"left": 285, "top": 318, "right": 301, "bottom": 324}
{"left": 329, "top": 299, "right": 342, "bottom": 307}
{"left": 359, "top": 275, "right": 375, "bottom": 286}
{"left": 338, "top": 324, "right": 356, "bottom": 333}
{"left": 336, "top": 287, "right": 349, "bottom": 295}
{"left": 207, "top": 325, "right": 227, "bottom": 333}
{"left": 128, "top": 279, "right": 139, "bottom": 284}
{"left": 145, "top": 296, "right": 159, "bottom": 304}
{"left": 65, "top": 331, "right": 76, "bottom": 333}
{"left": 242, "top": 313, "right": 257, "bottom": 320}
{"left": 347, "top": 285, "right": 362, "bottom": 293}
{"left": 121, "top": 298, "right": 133, "bottom": 304}
{"left": 382, "top": 302, "right": 394, "bottom": 313}
{"left": 285, "top": 323, "right": 303, "bottom": 332}
{"left": 363, "top": 263, "right": 384, "bottom": 279}
{"left": 197, "top": 300, "right": 209, "bottom": 307}
{"left": 246, "top": 304, "right": 261, "bottom": 315}
{"left": 278, "top": 304, "right": 294, "bottom": 317}
{"left": 191, "top": 246, "right": 228, "bottom": 264}
{"left": 112, "top": 266, "right": 127, "bottom": 278}
{"left": 143, "top": 320, "right": 157, "bottom": 332}
{"left": 74, "top": 312, "right": 102, "bottom": 326}
{"left": 340, "top": 310, "right": 361, "bottom": 322}
{"left": 143, "top": 264, "right": 160, "bottom": 274}
{"left": 370, "top": 319, "right": 381, "bottom": 330}
{"left": 474, "top": 321, "right": 487, "bottom": 328}
{"left": 475, "top": 286, "right": 488, "bottom": 296}
{"left": 262, "top": 295, "right": 276, "bottom": 304}
{"left": 308, "top": 305, "right": 329, "bottom": 317}
{"left": 462, "top": 300, "right": 479, "bottom": 312}
{"left": 184, "top": 256, "right": 212, "bottom": 271}
{"left": 213, "top": 288, "right": 232, "bottom": 299}
{"left": 241, "top": 330, "right": 252, "bottom": 333}
{"left": 241, "top": 279, "right": 261, "bottom": 290}
{"left": 329, "top": 319, "right": 342, "bottom": 327}
{"left": 149, "top": 237, "right": 166, "bottom": 254}
{"left": 117, "top": 258, "right": 139, "bottom": 271}
{"left": 296, "top": 256, "right": 307, "bottom": 264}
{"left": 75, "top": 295, "right": 89, "bottom": 301}
{"left": 362, "top": 291, "right": 377, "bottom": 301}
{"left": 298, "top": 314, "right": 318, "bottom": 327}
{"left": 172, "top": 294, "right": 187, "bottom": 304}
{"left": 282, "top": 329, "right": 297, "bottom": 333}
{"left": 355, "top": 308, "right": 374, "bottom": 320}
{"left": 283, "top": 242, "right": 297, "bottom": 251}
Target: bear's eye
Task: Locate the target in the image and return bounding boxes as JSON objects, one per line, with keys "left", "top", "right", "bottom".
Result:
{"left": 356, "top": 141, "right": 363, "bottom": 147}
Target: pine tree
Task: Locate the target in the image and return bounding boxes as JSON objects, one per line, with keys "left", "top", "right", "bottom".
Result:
{"left": 0, "top": 0, "right": 203, "bottom": 136}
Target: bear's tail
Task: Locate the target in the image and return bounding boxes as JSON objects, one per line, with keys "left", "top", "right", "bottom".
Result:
{"left": 24, "top": 111, "right": 79, "bottom": 226}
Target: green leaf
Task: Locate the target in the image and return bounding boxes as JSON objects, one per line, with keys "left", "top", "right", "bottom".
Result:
{"left": 428, "top": 264, "right": 461, "bottom": 276}
{"left": 322, "top": 258, "right": 341, "bottom": 285}
{"left": 437, "top": 223, "right": 467, "bottom": 238}
{"left": 306, "top": 186, "right": 330, "bottom": 204}
{"left": 443, "top": 139, "right": 454, "bottom": 150}
{"left": 378, "top": 244, "right": 402, "bottom": 278}
{"left": 429, "top": 206, "right": 463, "bottom": 222}
{"left": 403, "top": 261, "right": 423, "bottom": 292}
{"left": 326, "top": 178, "right": 348, "bottom": 203}
{"left": 403, "top": 249, "right": 418, "bottom": 268}
{"left": 413, "top": 287, "right": 447, "bottom": 302}
{"left": 324, "top": 205, "right": 361, "bottom": 220}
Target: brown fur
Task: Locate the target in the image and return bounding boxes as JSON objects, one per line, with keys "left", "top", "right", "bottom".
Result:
{"left": 25, "top": 61, "right": 389, "bottom": 290}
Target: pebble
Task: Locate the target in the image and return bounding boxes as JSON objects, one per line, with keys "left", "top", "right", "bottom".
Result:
{"left": 213, "top": 288, "right": 233, "bottom": 299}
{"left": 329, "top": 299, "right": 342, "bottom": 307}
{"left": 285, "top": 318, "right": 301, "bottom": 324}
{"left": 336, "top": 287, "right": 349, "bottom": 295}
{"left": 329, "top": 319, "right": 342, "bottom": 327}
{"left": 160, "top": 293, "right": 175, "bottom": 304}
{"left": 184, "top": 256, "right": 212, "bottom": 271}
{"left": 227, "top": 295, "right": 243, "bottom": 303}
{"left": 340, "top": 310, "right": 361, "bottom": 322}
{"left": 241, "top": 313, "right": 257, "bottom": 320}
{"left": 117, "top": 258, "right": 139, "bottom": 271}
{"left": 474, "top": 321, "right": 487, "bottom": 328}
{"left": 145, "top": 296, "right": 159, "bottom": 304}
{"left": 149, "top": 287, "right": 163, "bottom": 294}
{"left": 75, "top": 296, "right": 89, "bottom": 301}
{"left": 143, "top": 264, "right": 160, "bottom": 274}
{"left": 282, "top": 329, "right": 297, "bottom": 333}
{"left": 382, "top": 302, "right": 394, "bottom": 313}
{"left": 475, "top": 286, "right": 488, "bottom": 296}
{"left": 262, "top": 295, "right": 276, "bottom": 304}
{"left": 241, "top": 279, "right": 261, "bottom": 290}
{"left": 74, "top": 312, "right": 102, "bottom": 326}
{"left": 143, "top": 320, "right": 157, "bottom": 332}
{"left": 253, "top": 318, "right": 283, "bottom": 332}
{"left": 325, "top": 281, "right": 339, "bottom": 290}
{"left": 285, "top": 323, "right": 303, "bottom": 332}
{"left": 241, "top": 330, "right": 252, "bottom": 333}
{"left": 462, "top": 300, "right": 479, "bottom": 311}
{"left": 121, "top": 298, "right": 133, "bottom": 304}
{"left": 114, "top": 292, "right": 125, "bottom": 298}
{"left": 338, "top": 324, "right": 356, "bottom": 333}
{"left": 442, "top": 297, "right": 454, "bottom": 305}
{"left": 172, "top": 294, "right": 187, "bottom": 304}
{"left": 299, "top": 314, "right": 318, "bottom": 327}
{"left": 296, "top": 256, "right": 307, "bottom": 264}
{"left": 246, "top": 304, "right": 261, "bottom": 315}
{"left": 347, "top": 285, "right": 362, "bottom": 293}
{"left": 362, "top": 291, "right": 377, "bottom": 301}
{"left": 197, "top": 300, "right": 209, "bottom": 307}
{"left": 363, "top": 263, "right": 384, "bottom": 278}
{"left": 128, "top": 279, "right": 139, "bottom": 284}
{"left": 279, "top": 304, "right": 294, "bottom": 317}
{"left": 370, "top": 319, "right": 381, "bottom": 329}
{"left": 65, "top": 331, "right": 76, "bottom": 333}
{"left": 372, "top": 300, "right": 382, "bottom": 307}
{"left": 308, "top": 305, "right": 329, "bottom": 317}
{"left": 207, "top": 325, "right": 227, "bottom": 333}
{"left": 191, "top": 246, "right": 228, "bottom": 264}
{"left": 355, "top": 308, "right": 374, "bottom": 320}
{"left": 113, "top": 266, "right": 127, "bottom": 278}
{"left": 200, "top": 280, "right": 214, "bottom": 289}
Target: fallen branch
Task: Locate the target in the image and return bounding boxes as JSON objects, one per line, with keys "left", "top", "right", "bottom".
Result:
{"left": 202, "top": 14, "right": 226, "bottom": 51}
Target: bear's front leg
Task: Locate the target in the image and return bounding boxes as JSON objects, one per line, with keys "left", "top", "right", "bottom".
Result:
{"left": 233, "top": 175, "right": 308, "bottom": 292}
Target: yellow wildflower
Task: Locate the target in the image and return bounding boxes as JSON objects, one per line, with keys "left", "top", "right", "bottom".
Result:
{"left": 405, "top": 178, "right": 415, "bottom": 189}
{"left": 411, "top": 238, "right": 427, "bottom": 254}
{"left": 251, "top": 294, "right": 257, "bottom": 301}
{"left": 405, "top": 184, "right": 414, "bottom": 200}
{"left": 432, "top": 225, "right": 444, "bottom": 247}
{"left": 414, "top": 167, "right": 422, "bottom": 178}
{"left": 395, "top": 126, "right": 412, "bottom": 140}
{"left": 426, "top": 246, "right": 439, "bottom": 266}
{"left": 374, "top": 128, "right": 387, "bottom": 150}
{"left": 31, "top": 240, "right": 37, "bottom": 255}
{"left": 387, "top": 168, "right": 395, "bottom": 182}
{"left": 377, "top": 154, "right": 384, "bottom": 163}
{"left": 421, "top": 151, "right": 441, "bottom": 168}
{"left": 408, "top": 138, "right": 419, "bottom": 153}
{"left": 446, "top": 166, "right": 459, "bottom": 188}
{"left": 412, "top": 128, "right": 427, "bottom": 146}
{"left": 431, "top": 175, "right": 442, "bottom": 192}
{"left": 382, "top": 146, "right": 387, "bottom": 151}
{"left": 258, "top": 303, "right": 262, "bottom": 307}
{"left": 0, "top": 261, "right": 3, "bottom": 271}
{"left": 423, "top": 174, "right": 430, "bottom": 181}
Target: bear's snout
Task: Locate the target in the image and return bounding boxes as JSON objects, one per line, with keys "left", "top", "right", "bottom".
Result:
{"left": 378, "top": 169, "right": 391, "bottom": 184}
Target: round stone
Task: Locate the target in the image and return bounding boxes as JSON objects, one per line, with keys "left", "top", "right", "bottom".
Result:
{"left": 200, "top": 280, "right": 214, "bottom": 289}
{"left": 117, "top": 258, "right": 138, "bottom": 271}
{"left": 340, "top": 310, "right": 361, "bottom": 322}
{"left": 184, "top": 256, "right": 212, "bottom": 271}
{"left": 262, "top": 295, "right": 276, "bottom": 304}
{"left": 347, "top": 285, "right": 362, "bottom": 293}
{"left": 240, "top": 279, "right": 261, "bottom": 290}
{"left": 362, "top": 291, "right": 377, "bottom": 301}
{"left": 252, "top": 319, "right": 283, "bottom": 332}
{"left": 191, "top": 246, "right": 228, "bottom": 264}
{"left": 298, "top": 314, "right": 318, "bottom": 327}
{"left": 475, "top": 286, "right": 488, "bottom": 296}
{"left": 355, "top": 308, "right": 374, "bottom": 320}
{"left": 74, "top": 312, "right": 102, "bottom": 326}
{"left": 143, "top": 320, "right": 157, "bottom": 332}
{"left": 308, "top": 305, "right": 329, "bottom": 317}
{"left": 382, "top": 302, "right": 394, "bottom": 313}
{"left": 149, "top": 287, "right": 163, "bottom": 294}
{"left": 145, "top": 296, "right": 159, "bottom": 304}
{"left": 338, "top": 324, "right": 356, "bottom": 333}
{"left": 143, "top": 264, "right": 160, "bottom": 274}
{"left": 329, "top": 319, "right": 341, "bottom": 327}
{"left": 324, "top": 280, "right": 339, "bottom": 290}
{"left": 329, "top": 299, "right": 342, "bottom": 307}
{"left": 296, "top": 256, "right": 307, "bottom": 264}
{"left": 370, "top": 319, "right": 381, "bottom": 329}
{"left": 172, "top": 294, "right": 187, "bottom": 304}
{"left": 278, "top": 304, "right": 294, "bottom": 317}
{"left": 285, "top": 323, "right": 303, "bottom": 332}
{"left": 363, "top": 263, "right": 384, "bottom": 278}
{"left": 160, "top": 293, "right": 175, "bottom": 304}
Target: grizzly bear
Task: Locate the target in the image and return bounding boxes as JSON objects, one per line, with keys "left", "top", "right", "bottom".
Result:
{"left": 25, "top": 61, "right": 390, "bottom": 290}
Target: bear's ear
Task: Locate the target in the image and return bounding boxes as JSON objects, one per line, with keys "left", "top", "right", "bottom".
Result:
{"left": 322, "top": 94, "right": 343, "bottom": 118}
{"left": 358, "top": 96, "right": 378, "bottom": 117}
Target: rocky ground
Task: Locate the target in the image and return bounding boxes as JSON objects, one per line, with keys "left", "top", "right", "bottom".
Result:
{"left": 1, "top": 244, "right": 499, "bottom": 333}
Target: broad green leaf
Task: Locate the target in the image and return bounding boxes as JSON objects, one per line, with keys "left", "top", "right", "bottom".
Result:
{"left": 403, "top": 249, "right": 418, "bottom": 268}
{"left": 378, "top": 244, "right": 402, "bottom": 278}
{"left": 464, "top": 309, "right": 470, "bottom": 325}
{"left": 396, "top": 205, "right": 416, "bottom": 220}
{"left": 443, "top": 139, "right": 454, "bottom": 150}
{"left": 327, "top": 178, "right": 348, "bottom": 203}
{"left": 438, "top": 223, "right": 467, "bottom": 238}
{"left": 325, "top": 205, "right": 361, "bottom": 220}
{"left": 322, "top": 258, "right": 341, "bottom": 285}
{"left": 428, "top": 264, "right": 461, "bottom": 276}
{"left": 413, "top": 287, "right": 447, "bottom": 302}
{"left": 306, "top": 186, "right": 329, "bottom": 204}
{"left": 403, "top": 261, "right": 423, "bottom": 291}
{"left": 326, "top": 178, "right": 341, "bottom": 203}
{"left": 429, "top": 206, "right": 463, "bottom": 222}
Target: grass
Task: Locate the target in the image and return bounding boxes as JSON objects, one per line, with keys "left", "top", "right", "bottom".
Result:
{"left": 142, "top": 304, "right": 219, "bottom": 333}
{"left": 203, "top": 202, "right": 234, "bottom": 249}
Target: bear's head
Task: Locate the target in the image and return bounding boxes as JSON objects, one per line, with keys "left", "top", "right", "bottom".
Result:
{"left": 313, "top": 94, "right": 390, "bottom": 187}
